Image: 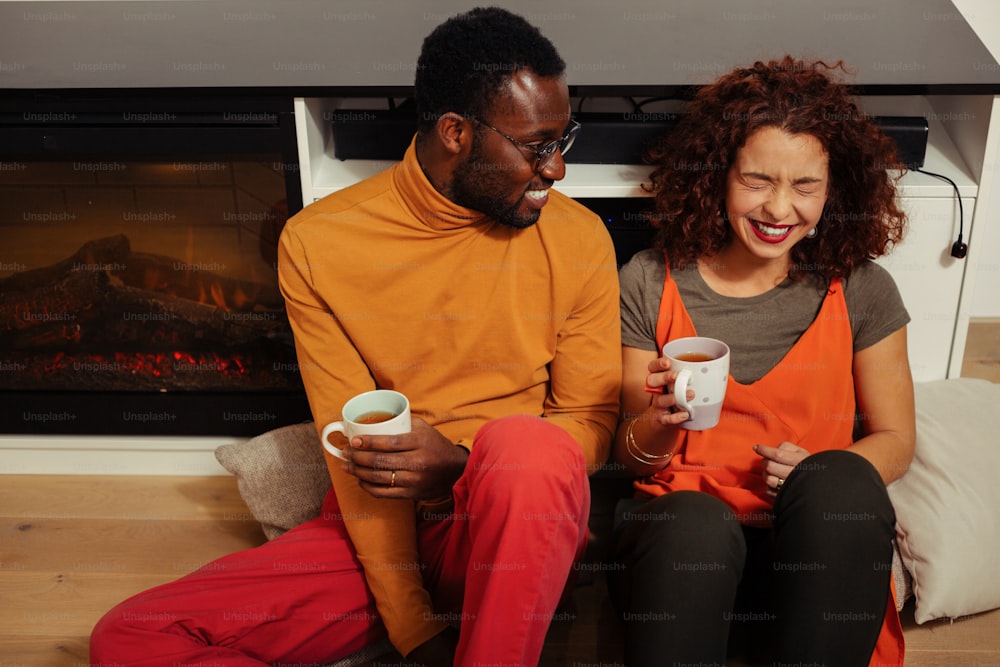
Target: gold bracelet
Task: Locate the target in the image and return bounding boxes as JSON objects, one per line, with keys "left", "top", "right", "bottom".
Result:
{"left": 625, "top": 417, "right": 674, "bottom": 464}
{"left": 624, "top": 426, "right": 652, "bottom": 465}
{"left": 627, "top": 417, "right": 673, "bottom": 459}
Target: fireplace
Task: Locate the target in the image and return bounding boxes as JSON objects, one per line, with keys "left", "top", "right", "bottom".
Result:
{"left": 0, "top": 94, "right": 312, "bottom": 436}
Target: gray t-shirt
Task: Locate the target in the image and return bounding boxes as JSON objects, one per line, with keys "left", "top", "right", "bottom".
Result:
{"left": 620, "top": 249, "right": 911, "bottom": 384}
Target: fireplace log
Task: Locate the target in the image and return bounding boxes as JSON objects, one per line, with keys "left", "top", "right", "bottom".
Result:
{"left": 1, "top": 234, "right": 288, "bottom": 349}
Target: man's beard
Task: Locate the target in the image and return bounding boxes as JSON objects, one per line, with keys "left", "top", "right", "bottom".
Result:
{"left": 449, "top": 141, "right": 541, "bottom": 230}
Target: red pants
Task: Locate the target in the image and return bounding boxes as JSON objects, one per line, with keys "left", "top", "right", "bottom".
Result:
{"left": 90, "top": 415, "right": 591, "bottom": 666}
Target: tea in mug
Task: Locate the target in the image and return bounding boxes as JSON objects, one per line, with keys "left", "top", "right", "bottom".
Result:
{"left": 674, "top": 352, "right": 717, "bottom": 362}
{"left": 355, "top": 411, "right": 398, "bottom": 425}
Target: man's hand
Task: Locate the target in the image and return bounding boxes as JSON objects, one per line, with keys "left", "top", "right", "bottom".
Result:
{"left": 405, "top": 626, "right": 459, "bottom": 667}
{"left": 342, "top": 417, "right": 469, "bottom": 500}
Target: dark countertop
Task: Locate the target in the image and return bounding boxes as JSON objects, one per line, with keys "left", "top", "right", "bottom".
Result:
{"left": 1, "top": 0, "right": 999, "bottom": 95}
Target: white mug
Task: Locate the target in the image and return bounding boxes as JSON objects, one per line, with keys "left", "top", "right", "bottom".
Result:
{"left": 662, "top": 336, "right": 731, "bottom": 431}
{"left": 321, "top": 389, "right": 411, "bottom": 461}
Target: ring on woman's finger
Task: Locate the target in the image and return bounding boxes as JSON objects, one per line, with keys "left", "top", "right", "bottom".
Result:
{"left": 390, "top": 470, "right": 397, "bottom": 488}
{"left": 775, "top": 477, "right": 784, "bottom": 489}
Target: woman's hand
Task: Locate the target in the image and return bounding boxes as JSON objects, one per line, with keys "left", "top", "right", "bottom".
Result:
{"left": 643, "top": 355, "right": 695, "bottom": 427}
{"left": 614, "top": 346, "right": 694, "bottom": 475}
{"left": 754, "top": 441, "right": 810, "bottom": 496}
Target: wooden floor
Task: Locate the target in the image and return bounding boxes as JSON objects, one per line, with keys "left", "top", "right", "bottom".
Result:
{"left": 0, "top": 475, "right": 268, "bottom": 666}
{"left": 961, "top": 318, "right": 1000, "bottom": 383}
{"left": 2, "top": 321, "right": 999, "bottom": 666}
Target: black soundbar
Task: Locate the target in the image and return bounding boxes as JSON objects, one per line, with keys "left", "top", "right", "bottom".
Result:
{"left": 330, "top": 108, "right": 415, "bottom": 161}
{"left": 331, "top": 109, "right": 929, "bottom": 169}
{"left": 875, "top": 116, "right": 929, "bottom": 169}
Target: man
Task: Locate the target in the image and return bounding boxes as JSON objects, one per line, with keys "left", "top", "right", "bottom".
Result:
{"left": 90, "top": 7, "right": 620, "bottom": 665}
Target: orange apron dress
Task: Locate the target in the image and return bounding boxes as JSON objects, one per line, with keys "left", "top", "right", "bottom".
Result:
{"left": 632, "top": 261, "right": 904, "bottom": 666}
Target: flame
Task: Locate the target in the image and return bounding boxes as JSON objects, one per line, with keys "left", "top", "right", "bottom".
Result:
{"left": 231, "top": 285, "right": 250, "bottom": 310}
{"left": 185, "top": 228, "right": 195, "bottom": 277}
{"left": 209, "top": 282, "right": 227, "bottom": 309}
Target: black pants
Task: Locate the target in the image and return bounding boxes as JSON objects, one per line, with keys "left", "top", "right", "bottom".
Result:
{"left": 608, "top": 450, "right": 896, "bottom": 667}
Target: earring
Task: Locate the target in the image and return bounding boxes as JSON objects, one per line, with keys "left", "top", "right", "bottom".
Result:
{"left": 806, "top": 226, "right": 818, "bottom": 239}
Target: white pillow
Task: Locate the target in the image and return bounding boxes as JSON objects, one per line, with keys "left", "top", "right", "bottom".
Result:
{"left": 887, "top": 378, "right": 1000, "bottom": 623}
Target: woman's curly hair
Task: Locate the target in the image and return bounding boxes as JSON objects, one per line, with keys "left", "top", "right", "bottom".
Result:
{"left": 645, "top": 55, "right": 907, "bottom": 281}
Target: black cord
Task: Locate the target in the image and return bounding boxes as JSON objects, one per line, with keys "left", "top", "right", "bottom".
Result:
{"left": 634, "top": 96, "right": 676, "bottom": 110}
{"left": 576, "top": 96, "right": 644, "bottom": 114}
{"left": 914, "top": 167, "right": 968, "bottom": 258}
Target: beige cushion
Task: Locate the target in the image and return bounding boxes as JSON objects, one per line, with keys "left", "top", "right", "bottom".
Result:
{"left": 214, "top": 421, "right": 330, "bottom": 540}
{"left": 888, "top": 378, "right": 1000, "bottom": 623}
{"left": 891, "top": 541, "right": 912, "bottom": 612}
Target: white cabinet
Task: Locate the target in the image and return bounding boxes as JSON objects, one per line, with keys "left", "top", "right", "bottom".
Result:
{"left": 877, "top": 197, "right": 977, "bottom": 382}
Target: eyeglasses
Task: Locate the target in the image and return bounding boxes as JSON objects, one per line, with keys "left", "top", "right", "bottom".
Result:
{"left": 471, "top": 117, "right": 581, "bottom": 172}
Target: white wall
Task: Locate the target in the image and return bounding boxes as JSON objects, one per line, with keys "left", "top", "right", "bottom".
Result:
{"left": 953, "top": 0, "right": 1000, "bottom": 318}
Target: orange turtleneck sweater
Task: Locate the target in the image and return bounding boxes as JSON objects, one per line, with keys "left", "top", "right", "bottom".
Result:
{"left": 277, "top": 139, "right": 621, "bottom": 655}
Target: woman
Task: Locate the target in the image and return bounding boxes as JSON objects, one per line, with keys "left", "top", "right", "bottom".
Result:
{"left": 609, "top": 56, "right": 915, "bottom": 666}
